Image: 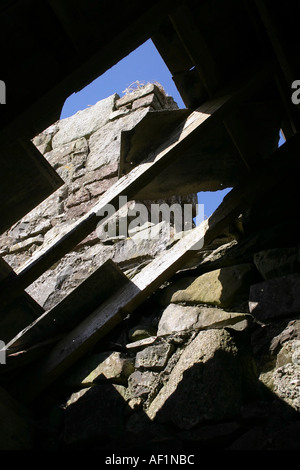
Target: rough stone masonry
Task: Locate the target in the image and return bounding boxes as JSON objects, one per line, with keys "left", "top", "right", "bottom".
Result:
{"left": 0, "top": 83, "right": 196, "bottom": 312}
{"left": 1, "top": 84, "right": 300, "bottom": 451}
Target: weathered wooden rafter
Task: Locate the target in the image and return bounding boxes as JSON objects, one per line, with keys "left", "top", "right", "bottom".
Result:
{"left": 169, "top": 3, "right": 264, "bottom": 172}
{"left": 254, "top": 0, "right": 295, "bottom": 88}
{"left": 0, "top": 259, "right": 44, "bottom": 344}
{"left": 5, "top": 260, "right": 128, "bottom": 354}
{"left": 0, "top": 139, "right": 63, "bottom": 235}
{"left": 1, "top": 260, "right": 129, "bottom": 377}
{"left": 253, "top": 0, "right": 300, "bottom": 140}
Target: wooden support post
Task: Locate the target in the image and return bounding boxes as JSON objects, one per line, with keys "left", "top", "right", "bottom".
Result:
{"left": 13, "top": 132, "right": 300, "bottom": 402}
{"left": 169, "top": 4, "right": 264, "bottom": 171}
{"left": 254, "top": 0, "right": 295, "bottom": 88}
{"left": 169, "top": 5, "right": 220, "bottom": 96}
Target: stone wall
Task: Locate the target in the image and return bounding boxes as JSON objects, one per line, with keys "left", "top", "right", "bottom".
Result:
{"left": 0, "top": 83, "right": 196, "bottom": 311}
{"left": 1, "top": 84, "right": 300, "bottom": 451}
{"left": 55, "top": 225, "right": 300, "bottom": 451}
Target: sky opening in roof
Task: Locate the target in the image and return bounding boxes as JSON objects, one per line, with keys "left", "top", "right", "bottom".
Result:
{"left": 60, "top": 39, "right": 284, "bottom": 219}
{"left": 60, "top": 39, "right": 185, "bottom": 119}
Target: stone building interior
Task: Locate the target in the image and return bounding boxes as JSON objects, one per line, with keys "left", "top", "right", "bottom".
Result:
{"left": 0, "top": 0, "right": 300, "bottom": 451}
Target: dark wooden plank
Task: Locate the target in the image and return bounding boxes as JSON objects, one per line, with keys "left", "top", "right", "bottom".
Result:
{"left": 169, "top": 5, "right": 221, "bottom": 95}
{"left": 151, "top": 14, "right": 207, "bottom": 109}
{"left": 0, "top": 258, "right": 16, "bottom": 283}
{"left": 5, "top": 259, "right": 129, "bottom": 354}
{"left": 0, "top": 139, "right": 63, "bottom": 234}
{"left": 47, "top": 0, "right": 93, "bottom": 53}
{"left": 254, "top": 0, "right": 295, "bottom": 87}
{"left": 0, "top": 0, "right": 182, "bottom": 145}
{"left": 0, "top": 335, "right": 65, "bottom": 383}
{"left": 0, "top": 292, "right": 44, "bottom": 345}
{"left": 0, "top": 259, "right": 44, "bottom": 343}
{"left": 169, "top": 3, "right": 264, "bottom": 172}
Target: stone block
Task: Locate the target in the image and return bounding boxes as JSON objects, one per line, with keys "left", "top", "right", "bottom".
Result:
{"left": 146, "top": 328, "right": 258, "bottom": 429}
{"left": 65, "top": 200, "right": 97, "bottom": 220}
{"left": 158, "top": 263, "right": 256, "bottom": 308}
{"left": 109, "top": 108, "right": 131, "bottom": 121}
{"left": 254, "top": 246, "right": 299, "bottom": 280}
{"left": 34, "top": 133, "right": 52, "bottom": 154}
{"left": 273, "top": 363, "right": 300, "bottom": 410}
{"left": 126, "top": 336, "right": 158, "bottom": 350}
{"left": 52, "top": 94, "right": 117, "bottom": 147}
{"left": 135, "top": 342, "right": 174, "bottom": 371}
{"left": 9, "top": 234, "right": 44, "bottom": 253}
{"left": 86, "top": 107, "right": 148, "bottom": 171}
{"left": 127, "top": 370, "right": 159, "bottom": 398}
{"left": 157, "top": 304, "right": 201, "bottom": 336}
{"left": 128, "top": 325, "right": 157, "bottom": 342}
{"left": 85, "top": 176, "right": 118, "bottom": 199}
{"left": 65, "top": 187, "right": 90, "bottom": 208}
{"left": 83, "top": 162, "right": 119, "bottom": 184}
{"left": 115, "top": 83, "right": 156, "bottom": 108}
{"left": 157, "top": 303, "right": 251, "bottom": 336}
{"left": 63, "top": 351, "right": 135, "bottom": 388}
{"left": 249, "top": 274, "right": 300, "bottom": 321}
{"left": 132, "top": 93, "right": 162, "bottom": 110}
{"left": 10, "top": 218, "right": 52, "bottom": 242}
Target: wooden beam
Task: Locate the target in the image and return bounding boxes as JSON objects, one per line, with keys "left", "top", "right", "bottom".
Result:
{"left": 0, "top": 64, "right": 272, "bottom": 312}
{"left": 254, "top": 0, "right": 295, "bottom": 87}
{"left": 47, "top": 0, "right": 93, "bottom": 54}
{"left": 5, "top": 260, "right": 128, "bottom": 354}
{"left": 3, "top": 260, "right": 129, "bottom": 378}
{"left": 0, "top": 138, "right": 63, "bottom": 234}
{"left": 169, "top": 4, "right": 264, "bottom": 171}
{"left": 0, "top": 0, "right": 183, "bottom": 146}
{"left": 152, "top": 23, "right": 207, "bottom": 109}
{"left": 0, "top": 259, "right": 45, "bottom": 344}
{"left": 169, "top": 5, "right": 220, "bottom": 96}
{"left": 0, "top": 258, "right": 16, "bottom": 283}
{"left": 15, "top": 131, "right": 300, "bottom": 402}
{"left": 242, "top": 0, "right": 300, "bottom": 136}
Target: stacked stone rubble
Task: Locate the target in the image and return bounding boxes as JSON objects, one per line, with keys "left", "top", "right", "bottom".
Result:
{"left": 57, "top": 230, "right": 300, "bottom": 451}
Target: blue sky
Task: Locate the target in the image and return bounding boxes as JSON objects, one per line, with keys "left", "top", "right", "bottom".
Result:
{"left": 60, "top": 40, "right": 185, "bottom": 119}
{"left": 61, "top": 39, "right": 284, "bottom": 219}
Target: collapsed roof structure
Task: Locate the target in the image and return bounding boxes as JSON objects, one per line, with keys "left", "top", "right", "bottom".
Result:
{"left": 1, "top": 0, "right": 300, "bottom": 451}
